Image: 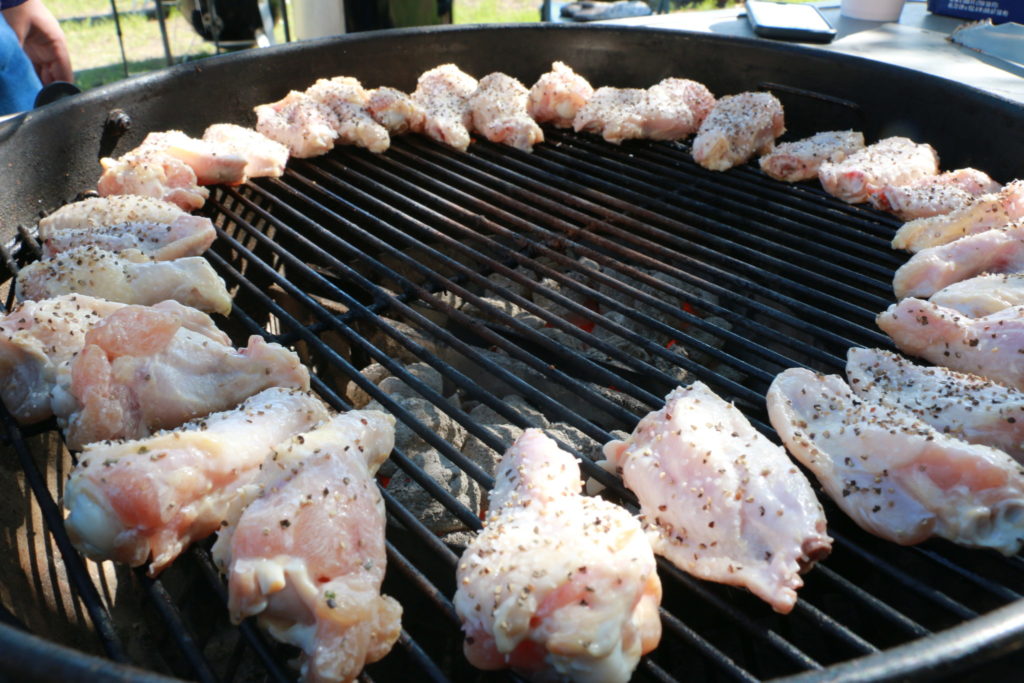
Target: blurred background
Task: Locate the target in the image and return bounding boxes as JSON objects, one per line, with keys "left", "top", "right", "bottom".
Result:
{"left": 55, "top": 0, "right": 747, "bottom": 90}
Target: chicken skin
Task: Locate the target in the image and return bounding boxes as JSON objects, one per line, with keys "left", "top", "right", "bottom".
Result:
{"left": 455, "top": 429, "right": 662, "bottom": 683}
{"left": 527, "top": 61, "right": 594, "bottom": 129}
{"left": 0, "top": 294, "right": 124, "bottom": 424}
{"left": 469, "top": 72, "right": 544, "bottom": 152}
{"left": 40, "top": 214, "right": 217, "bottom": 261}
{"left": 50, "top": 302, "right": 309, "bottom": 449}
{"left": 202, "top": 123, "right": 290, "bottom": 180}
{"left": 38, "top": 195, "right": 185, "bottom": 235}
{"left": 768, "top": 368, "right": 1024, "bottom": 555}
{"left": 847, "top": 347, "right": 1024, "bottom": 464}
{"left": 692, "top": 92, "right": 785, "bottom": 172}
{"left": 891, "top": 180, "right": 1024, "bottom": 252}
{"left": 869, "top": 168, "right": 1001, "bottom": 221}
{"left": 412, "top": 64, "right": 478, "bottom": 152}
{"left": 63, "top": 388, "right": 330, "bottom": 573}
{"left": 602, "top": 383, "right": 831, "bottom": 614}
{"left": 877, "top": 298, "right": 1024, "bottom": 392}
{"left": 818, "top": 136, "right": 939, "bottom": 204}
{"left": 255, "top": 90, "right": 340, "bottom": 158}
{"left": 892, "top": 223, "right": 1024, "bottom": 300}
{"left": 930, "top": 273, "right": 1024, "bottom": 317}
{"left": 305, "top": 77, "right": 390, "bottom": 154}
{"left": 758, "top": 130, "right": 865, "bottom": 183}
{"left": 366, "top": 86, "right": 427, "bottom": 135}
{"left": 16, "top": 246, "right": 232, "bottom": 315}
{"left": 214, "top": 410, "right": 400, "bottom": 683}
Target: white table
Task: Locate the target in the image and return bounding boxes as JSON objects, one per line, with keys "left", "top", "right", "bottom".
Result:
{"left": 602, "top": 1, "right": 1024, "bottom": 103}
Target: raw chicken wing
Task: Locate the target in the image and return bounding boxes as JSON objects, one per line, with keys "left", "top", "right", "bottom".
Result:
{"left": 692, "top": 92, "right": 785, "bottom": 172}
{"left": 891, "top": 180, "right": 1024, "bottom": 252}
{"left": 255, "top": 90, "right": 340, "bottom": 158}
{"left": 469, "top": 72, "right": 544, "bottom": 152}
{"left": 572, "top": 87, "right": 647, "bottom": 144}
{"left": 930, "top": 273, "right": 1024, "bottom": 317}
{"left": 818, "top": 137, "right": 939, "bottom": 204}
{"left": 847, "top": 347, "right": 1024, "bottom": 463}
{"left": 305, "top": 77, "right": 390, "bottom": 154}
{"left": 527, "top": 61, "right": 594, "bottom": 128}
{"left": 40, "top": 214, "right": 217, "bottom": 261}
{"left": 412, "top": 64, "right": 478, "bottom": 152}
{"left": 38, "top": 195, "right": 184, "bottom": 235}
{"left": 455, "top": 429, "right": 662, "bottom": 682}
{"left": 98, "top": 147, "right": 210, "bottom": 211}
{"left": 877, "top": 298, "right": 1024, "bottom": 391}
{"left": 366, "top": 86, "right": 426, "bottom": 135}
{"left": 51, "top": 302, "right": 309, "bottom": 449}
{"left": 758, "top": 130, "right": 865, "bottom": 183}
{"left": 214, "top": 410, "right": 400, "bottom": 683}
{"left": 0, "top": 294, "right": 124, "bottom": 424}
{"left": 16, "top": 245, "right": 232, "bottom": 315}
{"left": 572, "top": 78, "right": 715, "bottom": 145}
{"left": 892, "top": 222, "right": 1024, "bottom": 300}
{"left": 601, "top": 382, "right": 831, "bottom": 614}
{"left": 63, "top": 388, "right": 330, "bottom": 573}
{"left": 870, "top": 168, "right": 1001, "bottom": 220}
{"left": 131, "top": 130, "right": 249, "bottom": 185}
{"left": 767, "top": 368, "right": 1024, "bottom": 554}
{"left": 202, "top": 123, "right": 290, "bottom": 180}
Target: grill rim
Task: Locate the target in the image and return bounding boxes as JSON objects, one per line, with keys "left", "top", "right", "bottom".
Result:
{"left": 2, "top": 21, "right": 1024, "bottom": 683}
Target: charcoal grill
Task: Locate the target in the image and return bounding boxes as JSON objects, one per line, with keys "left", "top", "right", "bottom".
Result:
{"left": 1, "top": 23, "right": 1024, "bottom": 682}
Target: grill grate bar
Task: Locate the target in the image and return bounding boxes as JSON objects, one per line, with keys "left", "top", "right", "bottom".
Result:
{"left": 292, "top": 155, "right": 775, "bottom": 401}
{"left": 790, "top": 601, "right": 878, "bottom": 656}
{"left": 0, "top": 404, "right": 128, "bottom": 663}
{"left": 488, "top": 136, "right": 893, "bottom": 306}
{"left": 657, "top": 609, "right": 759, "bottom": 683}
{"left": 339, "top": 147, "right": 836, "bottom": 378}
{"left": 139, "top": 572, "right": 219, "bottom": 683}
{"left": 563, "top": 130, "right": 905, "bottom": 259}
{"left": 394, "top": 630, "right": 450, "bottom": 683}
{"left": 908, "top": 548, "right": 1023, "bottom": 603}
{"left": 811, "top": 565, "right": 930, "bottom": 638}
{"left": 396, "top": 138, "right": 892, "bottom": 349}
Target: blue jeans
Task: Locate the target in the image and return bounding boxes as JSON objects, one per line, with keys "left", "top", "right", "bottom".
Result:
{"left": 0, "top": 12, "right": 42, "bottom": 114}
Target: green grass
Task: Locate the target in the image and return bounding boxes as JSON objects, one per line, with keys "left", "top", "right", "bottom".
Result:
{"left": 454, "top": 0, "right": 541, "bottom": 24}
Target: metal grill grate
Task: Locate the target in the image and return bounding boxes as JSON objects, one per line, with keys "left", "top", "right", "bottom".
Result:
{"left": 3, "top": 127, "right": 1024, "bottom": 682}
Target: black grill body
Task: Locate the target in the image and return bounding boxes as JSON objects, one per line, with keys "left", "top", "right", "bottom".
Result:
{"left": 1, "top": 24, "right": 1023, "bottom": 683}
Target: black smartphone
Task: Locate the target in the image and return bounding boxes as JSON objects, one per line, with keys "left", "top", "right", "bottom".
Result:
{"left": 744, "top": 1, "right": 837, "bottom": 43}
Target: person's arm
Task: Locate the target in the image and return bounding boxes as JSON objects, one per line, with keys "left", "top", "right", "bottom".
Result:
{"left": 2, "top": 0, "right": 72, "bottom": 85}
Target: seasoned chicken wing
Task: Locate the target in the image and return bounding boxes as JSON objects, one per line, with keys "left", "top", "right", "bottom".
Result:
{"left": 527, "top": 61, "right": 594, "bottom": 128}
{"left": 892, "top": 222, "right": 1024, "bottom": 300}
{"left": 0, "top": 294, "right": 124, "bottom": 424}
{"left": 891, "top": 180, "right": 1024, "bottom": 252}
{"left": 130, "top": 130, "right": 249, "bottom": 186}
{"left": 692, "top": 92, "right": 785, "bottom": 172}
{"left": 40, "top": 214, "right": 217, "bottom": 261}
{"left": 412, "top": 64, "right": 478, "bottom": 152}
{"left": 202, "top": 123, "right": 290, "bottom": 180}
{"left": 572, "top": 86, "right": 647, "bottom": 144}
{"left": 98, "top": 147, "right": 209, "bottom": 211}
{"left": 573, "top": 78, "right": 715, "bottom": 145}
{"left": 469, "top": 72, "right": 544, "bottom": 152}
{"left": 930, "top": 273, "right": 1024, "bottom": 317}
{"left": 38, "top": 195, "right": 184, "bottom": 235}
{"left": 366, "top": 86, "right": 426, "bottom": 135}
{"left": 869, "top": 168, "right": 1001, "bottom": 220}
{"left": 602, "top": 383, "right": 830, "bottom": 614}
{"left": 758, "top": 130, "right": 865, "bottom": 183}
{"left": 306, "top": 77, "right": 390, "bottom": 154}
{"left": 455, "top": 429, "right": 662, "bottom": 682}
{"left": 63, "top": 388, "right": 330, "bottom": 573}
{"left": 214, "top": 410, "right": 400, "bottom": 683}
{"left": 847, "top": 347, "right": 1024, "bottom": 464}
{"left": 50, "top": 302, "right": 309, "bottom": 449}
{"left": 768, "top": 368, "right": 1024, "bottom": 555}
{"left": 255, "top": 90, "right": 340, "bottom": 158}
{"left": 818, "top": 136, "right": 939, "bottom": 204}
{"left": 16, "top": 245, "right": 232, "bottom": 315}
{"left": 877, "top": 298, "right": 1024, "bottom": 392}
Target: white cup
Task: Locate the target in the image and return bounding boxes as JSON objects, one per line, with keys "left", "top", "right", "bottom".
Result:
{"left": 840, "top": 0, "right": 907, "bottom": 21}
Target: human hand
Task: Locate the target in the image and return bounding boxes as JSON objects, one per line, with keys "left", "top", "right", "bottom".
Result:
{"left": 3, "top": 0, "right": 73, "bottom": 85}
